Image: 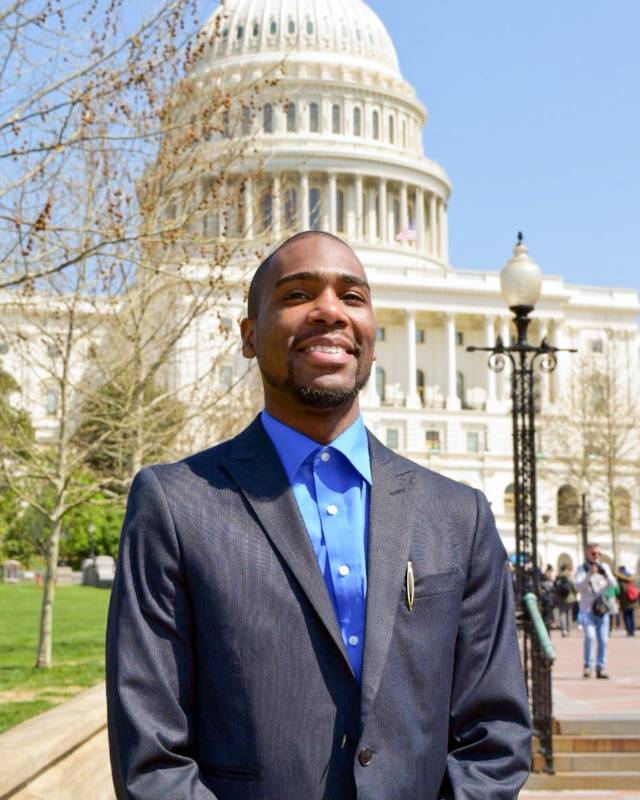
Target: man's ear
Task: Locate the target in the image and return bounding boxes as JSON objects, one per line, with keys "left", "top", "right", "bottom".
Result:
{"left": 240, "top": 318, "right": 256, "bottom": 359}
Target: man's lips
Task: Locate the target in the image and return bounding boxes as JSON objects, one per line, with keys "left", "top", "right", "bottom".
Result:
{"left": 294, "top": 336, "right": 357, "bottom": 366}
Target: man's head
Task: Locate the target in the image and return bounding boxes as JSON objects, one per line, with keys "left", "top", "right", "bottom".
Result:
{"left": 585, "top": 542, "right": 602, "bottom": 563}
{"left": 240, "top": 231, "right": 376, "bottom": 422}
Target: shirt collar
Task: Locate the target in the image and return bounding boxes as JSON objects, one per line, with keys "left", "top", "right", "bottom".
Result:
{"left": 261, "top": 410, "right": 372, "bottom": 485}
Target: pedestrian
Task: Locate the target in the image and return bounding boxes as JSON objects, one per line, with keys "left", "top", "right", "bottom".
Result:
{"left": 105, "top": 232, "right": 531, "bottom": 800}
{"left": 575, "top": 543, "right": 617, "bottom": 679}
{"left": 616, "top": 565, "right": 638, "bottom": 637}
{"left": 553, "top": 564, "right": 577, "bottom": 637}
{"left": 541, "top": 565, "right": 556, "bottom": 629}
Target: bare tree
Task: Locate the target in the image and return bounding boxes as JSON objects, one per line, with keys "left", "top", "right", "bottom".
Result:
{"left": 541, "top": 331, "right": 640, "bottom": 565}
{"left": 0, "top": 0, "right": 286, "bottom": 667}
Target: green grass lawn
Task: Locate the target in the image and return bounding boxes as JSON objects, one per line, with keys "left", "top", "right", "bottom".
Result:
{"left": 0, "top": 583, "right": 110, "bottom": 733}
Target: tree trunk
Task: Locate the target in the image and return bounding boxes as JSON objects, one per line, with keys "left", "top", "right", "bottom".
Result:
{"left": 35, "top": 516, "right": 62, "bottom": 669}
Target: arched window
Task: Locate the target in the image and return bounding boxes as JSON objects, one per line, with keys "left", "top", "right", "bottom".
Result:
{"left": 336, "top": 189, "right": 345, "bottom": 233}
{"left": 287, "top": 18, "right": 295, "bottom": 34}
{"left": 556, "top": 553, "right": 574, "bottom": 572}
{"left": 261, "top": 192, "right": 272, "bottom": 232}
{"left": 388, "top": 114, "right": 395, "bottom": 144}
{"left": 269, "top": 19, "right": 277, "bottom": 35}
{"left": 353, "top": 107, "right": 362, "bottom": 137}
{"left": 402, "top": 119, "right": 407, "bottom": 149}
{"left": 236, "top": 24, "right": 244, "bottom": 40}
{"left": 252, "top": 21, "right": 259, "bottom": 37}
{"left": 286, "top": 103, "right": 296, "bottom": 132}
{"left": 456, "top": 370, "right": 465, "bottom": 406}
{"left": 309, "top": 188, "right": 322, "bottom": 230}
{"left": 309, "top": 103, "right": 320, "bottom": 133}
{"left": 416, "top": 369, "right": 425, "bottom": 401}
{"left": 332, "top": 104, "right": 341, "bottom": 134}
{"left": 306, "top": 19, "right": 314, "bottom": 34}
{"left": 504, "top": 484, "right": 515, "bottom": 516}
{"left": 393, "top": 197, "right": 400, "bottom": 238}
{"left": 372, "top": 110, "right": 380, "bottom": 140}
{"left": 557, "top": 485, "right": 579, "bottom": 525}
{"left": 263, "top": 104, "right": 273, "bottom": 134}
{"left": 376, "top": 366, "right": 386, "bottom": 402}
{"left": 241, "top": 105, "right": 252, "bottom": 136}
{"left": 614, "top": 487, "right": 631, "bottom": 529}
{"left": 284, "top": 186, "right": 297, "bottom": 229}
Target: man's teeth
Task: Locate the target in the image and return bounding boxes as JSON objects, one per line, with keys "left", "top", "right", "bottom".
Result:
{"left": 306, "top": 345, "right": 345, "bottom": 354}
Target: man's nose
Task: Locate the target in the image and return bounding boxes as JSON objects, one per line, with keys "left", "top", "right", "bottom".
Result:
{"left": 307, "top": 288, "right": 348, "bottom": 326}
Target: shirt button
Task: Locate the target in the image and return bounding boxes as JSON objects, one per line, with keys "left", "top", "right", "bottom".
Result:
{"left": 320, "top": 451, "right": 330, "bottom": 462}
{"left": 327, "top": 504, "right": 338, "bottom": 516}
{"left": 359, "top": 747, "right": 373, "bottom": 766}
{"left": 348, "top": 635, "right": 359, "bottom": 646}
{"left": 339, "top": 565, "right": 350, "bottom": 577}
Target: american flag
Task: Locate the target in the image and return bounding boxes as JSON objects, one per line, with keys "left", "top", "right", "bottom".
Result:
{"left": 395, "top": 225, "right": 417, "bottom": 242}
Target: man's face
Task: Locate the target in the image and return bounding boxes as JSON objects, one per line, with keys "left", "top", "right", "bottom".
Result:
{"left": 241, "top": 237, "right": 376, "bottom": 416}
{"left": 586, "top": 546, "right": 602, "bottom": 563}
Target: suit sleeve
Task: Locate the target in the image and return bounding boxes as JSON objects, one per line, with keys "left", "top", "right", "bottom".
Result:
{"left": 440, "top": 489, "right": 532, "bottom": 799}
{"left": 106, "top": 467, "right": 218, "bottom": 800}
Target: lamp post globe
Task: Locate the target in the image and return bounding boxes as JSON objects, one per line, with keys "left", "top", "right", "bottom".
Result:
{"left": 500, "top": 232, "right": 543, "bottom": 314}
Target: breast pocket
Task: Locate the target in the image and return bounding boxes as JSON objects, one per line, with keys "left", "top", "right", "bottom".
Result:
{"left": 410, "top": 568, "right": 464, "bottom": 601}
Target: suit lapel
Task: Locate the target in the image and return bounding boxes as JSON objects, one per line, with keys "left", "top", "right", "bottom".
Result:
{"left": 361, "top": 432, "right": 418, "bottom": 719}
{"left": 222, "top": 417, "right": 353, "bottom": 676}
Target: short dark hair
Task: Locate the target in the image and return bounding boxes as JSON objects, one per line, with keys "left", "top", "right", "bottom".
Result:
{"left": 246, "top": 230, "right": 349, "bottom": 319}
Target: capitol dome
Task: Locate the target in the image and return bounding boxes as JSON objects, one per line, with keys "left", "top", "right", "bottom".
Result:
{"left": 205, "top": 0, "right": 401, "bottom": 76}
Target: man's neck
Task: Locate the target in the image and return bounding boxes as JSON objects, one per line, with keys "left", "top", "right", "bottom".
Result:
{"left": 263, "top": 399, "right": 361, "bottom": 445}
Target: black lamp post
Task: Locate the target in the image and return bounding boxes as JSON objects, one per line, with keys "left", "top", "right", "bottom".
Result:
{"left": 467, "top": 233, "right": 575, "bottom": 774}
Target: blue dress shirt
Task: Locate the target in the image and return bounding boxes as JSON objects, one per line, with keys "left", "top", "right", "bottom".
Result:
{"left": 261, "top": 410, "right": 371, "bottom": 683}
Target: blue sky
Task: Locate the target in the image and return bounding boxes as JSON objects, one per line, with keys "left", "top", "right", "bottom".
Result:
{"left": 366, "top": 0, "right": 640, "bottom": 292}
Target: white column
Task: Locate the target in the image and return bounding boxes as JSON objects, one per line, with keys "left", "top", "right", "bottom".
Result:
{"left": 244, "top": 177, "right": 254, "bottom": 239}
{"left": 441, "top": 200, "right": 449, "bottom": 264}
{"left": 437, "top": 199, "right": 445, "bottom": 260}
{"left": 500, "top": 317, "right": 511, "bottom": 401}
{"left": 446, "top": 312, "right": 460, "bottom": 410}
{"left": 300, "top": 172, "right": 309, "bottom": 230}
{"left": 346, "top": 179, "right": 356, "bottom": 238}
{"left": 272, "top": 174, "right": 281, "bottom": 240}
{"left": 400, "top": 182, "right": 409, "bottom": 244}
{"left": 362, "top": 366, "right": 380, "bottom": 407}
{"left": 485, "top": 316, "right": 498, "bottom": 409}
{"left": 328, "top": 172, "right": 337, "bottom": 234}
{"left": 355, "top": 175, "right": 364, "bottom": 241}
{"left": 405, "top": 310, "right": 420, "bottom": 408}
{"left": 367, "top": 187, "right": 377, "bottom": 243}
{"left": 428, "top": 193, "right": 437, "bottom": 256}
{"left": 378, "top": 178, "right": 388, "bottom": 244}
{"left": 416, "top": 187, "right": 425, "bottom": 253}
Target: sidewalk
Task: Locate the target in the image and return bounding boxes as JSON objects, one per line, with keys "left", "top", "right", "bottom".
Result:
{"left": 520, "top": 626, "right": 640, "bottom": 800}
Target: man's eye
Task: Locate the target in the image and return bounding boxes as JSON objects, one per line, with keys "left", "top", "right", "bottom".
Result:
{"left": 283, "top": 290, "right": 309, "bottom": 300}
{"left": 343, "top": 292, "right": 365, "bottom": 303}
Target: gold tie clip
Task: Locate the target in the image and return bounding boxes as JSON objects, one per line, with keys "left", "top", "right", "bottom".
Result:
{"left": 406, "top": 560, "right": 415, "bottom": 611}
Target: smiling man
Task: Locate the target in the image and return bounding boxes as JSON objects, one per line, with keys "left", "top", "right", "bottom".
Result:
{"left": 106, "top": 231, "right": 531, "bottom": 800}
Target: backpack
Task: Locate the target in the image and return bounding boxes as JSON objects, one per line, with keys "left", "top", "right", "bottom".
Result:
{"left": 627, "top": 583, "right": 639, "bottom": 603}
{"left": 555, "top": 575, "right": 571, "bottom": 599}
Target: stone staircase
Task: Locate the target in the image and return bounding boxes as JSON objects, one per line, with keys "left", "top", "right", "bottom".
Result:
{"left": 524, "top": 717, "right": 640, "bottom": 793}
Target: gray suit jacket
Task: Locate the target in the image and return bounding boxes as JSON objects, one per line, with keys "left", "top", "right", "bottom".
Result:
{"left": 106, "top": 417, "right": 531, "bottom": 800}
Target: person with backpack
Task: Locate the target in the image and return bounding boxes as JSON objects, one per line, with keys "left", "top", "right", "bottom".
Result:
{"left": 554, "top": 564, "right": 577, "bottom": 637}
{"left": 616, "top": 565, "right": 638, "bottom": 637}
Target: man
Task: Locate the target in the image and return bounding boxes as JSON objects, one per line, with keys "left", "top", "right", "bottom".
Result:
{"left": 553, "top": 564, "right": 577, "bottom": 637}
{"left": 575, "top": 543, "right": 617, "bottom": 678}
{"left": 106, "top": 232, "right": 531, "bottom": 800}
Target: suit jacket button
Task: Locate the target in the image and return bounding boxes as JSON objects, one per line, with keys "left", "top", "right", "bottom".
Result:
{"left": 358, "top": 748, "right": 373, "bottom": 766}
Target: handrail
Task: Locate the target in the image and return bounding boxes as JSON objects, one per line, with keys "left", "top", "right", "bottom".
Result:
{"left": 523, "top": 592, "right": 556, "bottom": 663}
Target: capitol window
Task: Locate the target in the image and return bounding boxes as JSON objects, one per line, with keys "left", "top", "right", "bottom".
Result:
{"left": 288, "top": 18, "right": 295, "bottom": 34}
{"left": 269, "top": 19, "right": 277, "bottom": 35}
{"left": 402, "top": 119, "right": 408, "bottom": 149}
{"left": 353, "top": 107, "right": 362, "bottom": 136}
{"left": 425, "top": 430, "right": 441, "bottom": 452}
{"left": 466, "top": 431, "right": 480, "bottom": 454}
{"left": 309, "top": 188, "right": 322, "bottom": 230}
{"left": 286, "top": 103, "right": 297, "bottom": 132}
{"left": 309, "top": 103, "right": 320, "bottom": 133}
{"left": 218, "top": 365, "right": 233, "bottom": 391}
{"left": 241, "top": 105, "right": 252, "bottom": 136}
{"left": 376, "top": 326, "right": 386, "bottom": 342}
{"left": 336, "top": 190, "right": 345, "bottom": 233}
{"left": 385, "top": 428, "right": 399, "bottom": 450}
{"left": 306, "top": 19, "right": 314, "bottom": 35}
{"left": 263, "top": 104, "right": 273, "bottom": 133}
{"left": 236, "top": 25, "right": 244, "bottom": 40}
{"left": 261, "top": 192, "right": 273, "bottom": 232}
{"left": 252, "top": 22, "right": 259, "bottom": 37}
{"left": 45, "top": 388, "right": 59, "bottom": 416}
{"left": 372, "top": 110, "right": 380, "bottom": 140}
{"left": 284, "top": 187, "right": 298, "bottom": 229}
{"left": 389, "top": 115, "right": 395, "bottom": 144}
{"left": 332, "top": 104, "right": 341, "bottom": 134}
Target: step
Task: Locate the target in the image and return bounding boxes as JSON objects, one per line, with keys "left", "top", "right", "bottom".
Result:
{"left": 554, "top": 734, "right": 640, "bottom": 753}
{"left": 525, "top": 772, "right": 640, "bottom": 791}
{"left": 549, "top": 753, "right": 640, "bottom": 773}
{"left": 556, "top": 718, "right": 640, "bottom": 736}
